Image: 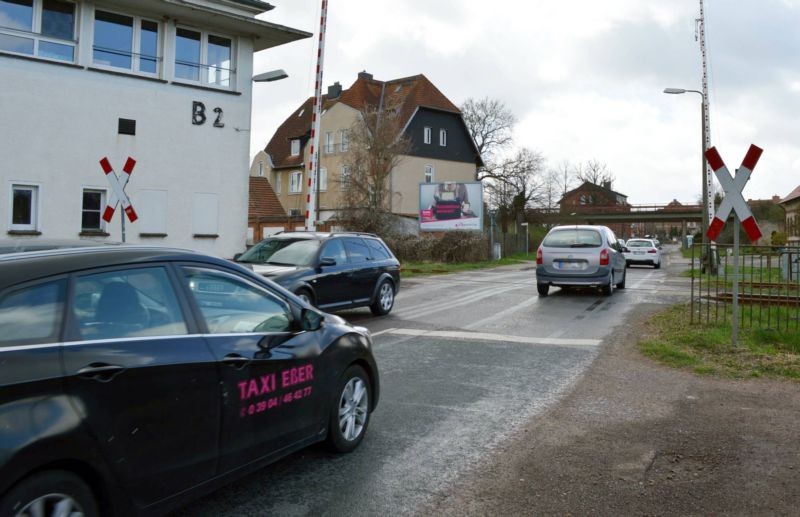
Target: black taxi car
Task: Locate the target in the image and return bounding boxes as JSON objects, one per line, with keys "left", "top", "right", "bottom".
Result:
{"left": 235, "top": 232, "right": 400, "bottom": 316}
{"left": 0, "top": 246, "right": 379, "bottom": 516}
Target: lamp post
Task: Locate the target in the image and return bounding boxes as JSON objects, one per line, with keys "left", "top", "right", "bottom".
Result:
{"left": 664, "top": 87, "right": 713, "bottom": 272}
{"left": 252, "top": 69, "right": 288, "bottom": 83}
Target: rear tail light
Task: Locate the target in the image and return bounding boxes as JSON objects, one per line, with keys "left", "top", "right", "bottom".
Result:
{"left": 600, "top": 248, "right": 609, "bottom": 265}
{"left": 647, "top": 249, "right": 657, "bottom": 254}
{"left": 536, "top": 248, "right": 543, "bottom": 265}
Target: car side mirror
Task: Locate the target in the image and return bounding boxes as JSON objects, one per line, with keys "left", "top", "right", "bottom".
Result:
{"left": 301, "top": 308, "right": 324, "bottom": 331}
{"left": 233, "top": 253, "right": 243, "bottom": 261}
{"left": 319, "top": 257, "right": 336, "bottom": 267}
{"left": 622, "top": 246, "right": 629, "bottom": 253}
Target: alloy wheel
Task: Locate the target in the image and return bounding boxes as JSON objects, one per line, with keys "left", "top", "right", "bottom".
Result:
{"left": 338, "top": 377, "right": 369, "bottom": 442}
{"left": 15, "top": 493, "right": 85, "bottom": 517}
{"left": 379, "top": 283, "right": 393, "bottom": 312}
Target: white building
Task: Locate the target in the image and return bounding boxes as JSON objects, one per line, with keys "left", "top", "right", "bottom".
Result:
{"left": 0, "top": 0, "right": 309, "bottom": 257}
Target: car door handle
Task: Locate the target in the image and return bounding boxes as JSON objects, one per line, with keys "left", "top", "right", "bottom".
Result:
{"left": 77, "top": 363, "right": 125, "bottom": 383}
{"left": 222, "top": 354, "right": 252, "bottom": 369}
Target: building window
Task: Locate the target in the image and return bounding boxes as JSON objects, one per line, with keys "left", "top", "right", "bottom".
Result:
{"left": 81, "top": 189, "right": 106, "bottom": 231}
{"left": 340, "top": 129, "right": 349, "bottom": 152}
{"left": 289, "top": 171, "right": 303, "bottom": 193}
{"left": 257, "top": 162, "right": 264, "bottom": 177}
{"left": 175, "top": 27, "right": 233, "bottom": 87}
{"left": 324, "top": 131, "right": 334, "bottom": 154}
{"left": 290, "top": 139, "right": 300, "bottom": 156}
{"left": 319, "top": 167, "right": 327, "bottom": 191}
{"left": 424, "top": 165, "right": 434, "bottom": 183}
{"left": 340, "top": 166, "right": 350, "bottom": 189}
{"left": 0, "top": 0, "right": 76, "bottom": 62}
{"left": 423, "top": 126, "right": 431, "bottom": 144}
{"left": 93, "top": 10, "right": 159, "bottom": 74}
{"left": 439, "top": 129, "right": 447, "bottom": 147}
{"left": 10, "top": 184, "right": 38, "bottom": 231}
{"left": 275, "top": 172, "right": 282, "bottom": 194}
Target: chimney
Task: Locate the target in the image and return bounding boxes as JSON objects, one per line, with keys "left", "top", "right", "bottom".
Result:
{"left": 602, "top": 181, "right": 611, "bottom": 190}
{"left": 772, "top": 195, "right": 781, "bottom": 203}
{"left": 327, "top": 81, "right": 342, "bottom": 99}
{"left": 358, "top": 70, "right": 373, "bottom": 80}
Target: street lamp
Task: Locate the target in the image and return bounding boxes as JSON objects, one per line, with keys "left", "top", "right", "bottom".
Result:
{"left": 252, "top": 69, "right": 288, "bottom": 82}
{"left": 664, "top": 87, "right": 713, "bottom": 272}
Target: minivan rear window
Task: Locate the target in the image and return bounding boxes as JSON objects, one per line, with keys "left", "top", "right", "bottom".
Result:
{"left": 542, "top": 229, "right": 602, "bottom": 248}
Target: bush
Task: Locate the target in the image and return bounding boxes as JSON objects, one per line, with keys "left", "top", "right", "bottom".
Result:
{"left": 384, "top": 231, "right": 489, "bottom": 263}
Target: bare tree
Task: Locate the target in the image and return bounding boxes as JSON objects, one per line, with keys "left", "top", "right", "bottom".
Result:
{"left": 573, "top": 159, "right": 615, "bottom": 187}
{"left": 485, "top": 148, "right": 546, "bottom": 231}
{"left": 460, "top": 97, "right": 516, "bottom": 181}
{"left": 337, "top": 104, "right": 411, "bottom": 233}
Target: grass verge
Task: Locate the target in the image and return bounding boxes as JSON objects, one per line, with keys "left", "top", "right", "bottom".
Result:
{"left": 638, "top": 303, "right": 800, "bottom": 381}
{"left": 401, "top": 252, "right": 533, "bottom": 278}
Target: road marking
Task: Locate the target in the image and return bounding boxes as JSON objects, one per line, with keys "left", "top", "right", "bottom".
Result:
{"left": 464, "top": 296, "right": 539, "bottom": 330}
{"left": 377, "top": 328, "right": 601, "bottom": 347}
{"left": 396, "top": 284, "right": 525, "bottom": 320}
{"left": 370, "top": 328, "right": 396, "bottom": 337}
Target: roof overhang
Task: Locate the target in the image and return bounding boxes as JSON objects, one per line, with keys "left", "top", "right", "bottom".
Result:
{"left": 123, "top": 0, "right": 313, "bottom": 51}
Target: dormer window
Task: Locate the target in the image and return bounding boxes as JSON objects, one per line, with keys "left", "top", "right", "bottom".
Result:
{"left": 290, "top": 139, "right": 300, "bottom": 156}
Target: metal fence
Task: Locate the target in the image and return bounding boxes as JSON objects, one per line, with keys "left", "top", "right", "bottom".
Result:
{"left": 690, "top": 243, "right": 800, "bottom": 330}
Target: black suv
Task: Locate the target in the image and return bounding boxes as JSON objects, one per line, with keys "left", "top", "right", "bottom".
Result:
{"left": 0, "top": 246, "right": 379, "bottom": 516}
{"left": 236, "top": 232, "right": 400, "bottom": 316}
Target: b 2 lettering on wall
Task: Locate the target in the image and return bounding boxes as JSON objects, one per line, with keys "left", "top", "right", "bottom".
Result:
{"left": 192, "top": 101, "right": 224, "bottom": 128}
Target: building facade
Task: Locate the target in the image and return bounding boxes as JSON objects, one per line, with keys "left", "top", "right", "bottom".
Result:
{"left": 252, "top": 72, "right": 482, "bottom": 225}
{"left": 0, "top": 0, "right": 308, "bottom": 257}
{"left": 780, "top": 187, "right": 800, "bottom": 245}
{"left": 559, "top": 181, "right": 630, "bottom": 237}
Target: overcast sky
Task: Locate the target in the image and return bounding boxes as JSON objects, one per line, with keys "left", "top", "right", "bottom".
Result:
{"left": 250, "top": 0, "right": 800, "bottom": 205}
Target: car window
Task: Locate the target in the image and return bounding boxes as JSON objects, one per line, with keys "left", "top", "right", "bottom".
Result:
{"left": 542, "top": 229, "right": 602, "bottom": 248}
{"left": 627, "top": 240, "right": 653, "bottom": 248}
{"left": 344, "top": 237, "right": 370, "bottom": 263}
{"left": 365, "top": 238, "right": 391, "bottom": 260}
{"left": 320, "top": 239, "right": 348, "bottom": 265}
{"left": 0, "top": 279, "right": 66, "bottom": 346}
{"left": 72, "top": 267, "right": 187, "bottom": 341}
{"left": 182, "top": 267, "right": 292, "bottom": 334}
{"left": 237, "top": 238, "right": 320, "bottom": 266}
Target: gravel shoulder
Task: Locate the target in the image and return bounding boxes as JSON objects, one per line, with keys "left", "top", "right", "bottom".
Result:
{"left": 423, "top": 302, "right": 800, "bottom": 516}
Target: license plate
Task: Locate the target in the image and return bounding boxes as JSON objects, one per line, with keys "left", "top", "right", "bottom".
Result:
{"left": 556, "top": 260, "right": 581, "bottom": 270}
{"left": 634, "top": 251, "right": 645, "bottom": 255}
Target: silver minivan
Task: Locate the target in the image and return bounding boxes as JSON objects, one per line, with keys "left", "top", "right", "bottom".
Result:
{"left": 536, "top": 225, "right": 627, "bottom": 296}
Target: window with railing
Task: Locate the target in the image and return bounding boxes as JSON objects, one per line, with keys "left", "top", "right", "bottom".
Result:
{"left": 0, "top": 0, "right": 76, "bottom": 62}
{"left": 324, "top": 131, "right": 335, "bottom": 154}
{"left": 175, "top": 27, "right": 234, "bottom": 88}
{"left": 340, "top": 129, "right": 349, "bottom": 152}
{"left": 93, "top": 10, "right": 159, "bottom": 75}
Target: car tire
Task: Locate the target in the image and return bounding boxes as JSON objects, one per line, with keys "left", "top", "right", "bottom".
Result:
{"left": 370, "top": 280, "right": 394, "bottom": 316}
{"left": 602, "top": 273, "right": 614, "bottom": 296}
{"left": 537, "top": 283, "right": 549, "bottom": 297}
{"left": 654, "top": 261, "right": 661, "bottom": 270}
{"left": 295, "top": 288, "right": 315, "bottom": 306}
{"left": 326, "top": 365, "right": 371, "bottom": 453}
{"left": 616, "top": 267, "right": 626, "bottom": 289}
{"left": 0, "top": 470, "right": 99, "bottom": 517}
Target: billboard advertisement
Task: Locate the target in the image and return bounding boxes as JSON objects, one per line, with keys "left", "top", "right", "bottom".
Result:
{"left": 419, "top": 181, "right": 483, "bottom": 231}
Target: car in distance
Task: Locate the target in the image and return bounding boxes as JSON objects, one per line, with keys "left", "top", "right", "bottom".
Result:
{"left": 536, "top": 225, "right": 627, "bottom": 296}
{"left": 623, "top": 238, "right": 661, "bottom": 268}
{"left": 235, "top": 232, "right": 400, "bottom": 316}
{"left": 0, "top": 246, "right": 379, "bottom": 516}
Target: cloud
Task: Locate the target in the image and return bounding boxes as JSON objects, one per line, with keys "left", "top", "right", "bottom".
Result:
{"left": 252, "top": 0, "right": 800, "bottom": 204}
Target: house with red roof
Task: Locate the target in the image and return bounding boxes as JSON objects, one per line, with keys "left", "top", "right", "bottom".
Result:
{"left": 251, "top": 71, "right": 482, "bottom": 226}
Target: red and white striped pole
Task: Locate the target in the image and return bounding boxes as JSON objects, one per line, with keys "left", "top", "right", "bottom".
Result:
{"left": 305, "top": 0, "right": 329, "bottom": 231}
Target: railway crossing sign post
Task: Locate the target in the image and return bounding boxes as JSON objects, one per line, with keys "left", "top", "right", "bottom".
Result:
{"left": 99, "top": 156, "right": 138, "bottom": 243}
{"left": 704, "top": 144, "right": 764, "bottom": 347}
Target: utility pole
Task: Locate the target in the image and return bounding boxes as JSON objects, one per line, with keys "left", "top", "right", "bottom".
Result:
{"left": 697, "top": 0, "right": 715, "bottom": 270}
{"left": 304, "top": 0, "right": 329, "bottom": 231}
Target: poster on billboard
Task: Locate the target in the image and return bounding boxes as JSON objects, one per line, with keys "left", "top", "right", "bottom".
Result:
{"left": 419, "top": 181, "right": 483, "bottom": 231}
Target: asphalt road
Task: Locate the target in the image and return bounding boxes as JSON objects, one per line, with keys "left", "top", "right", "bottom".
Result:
{"left": 176, "top": 246, "right": 691, "bottom": 516}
